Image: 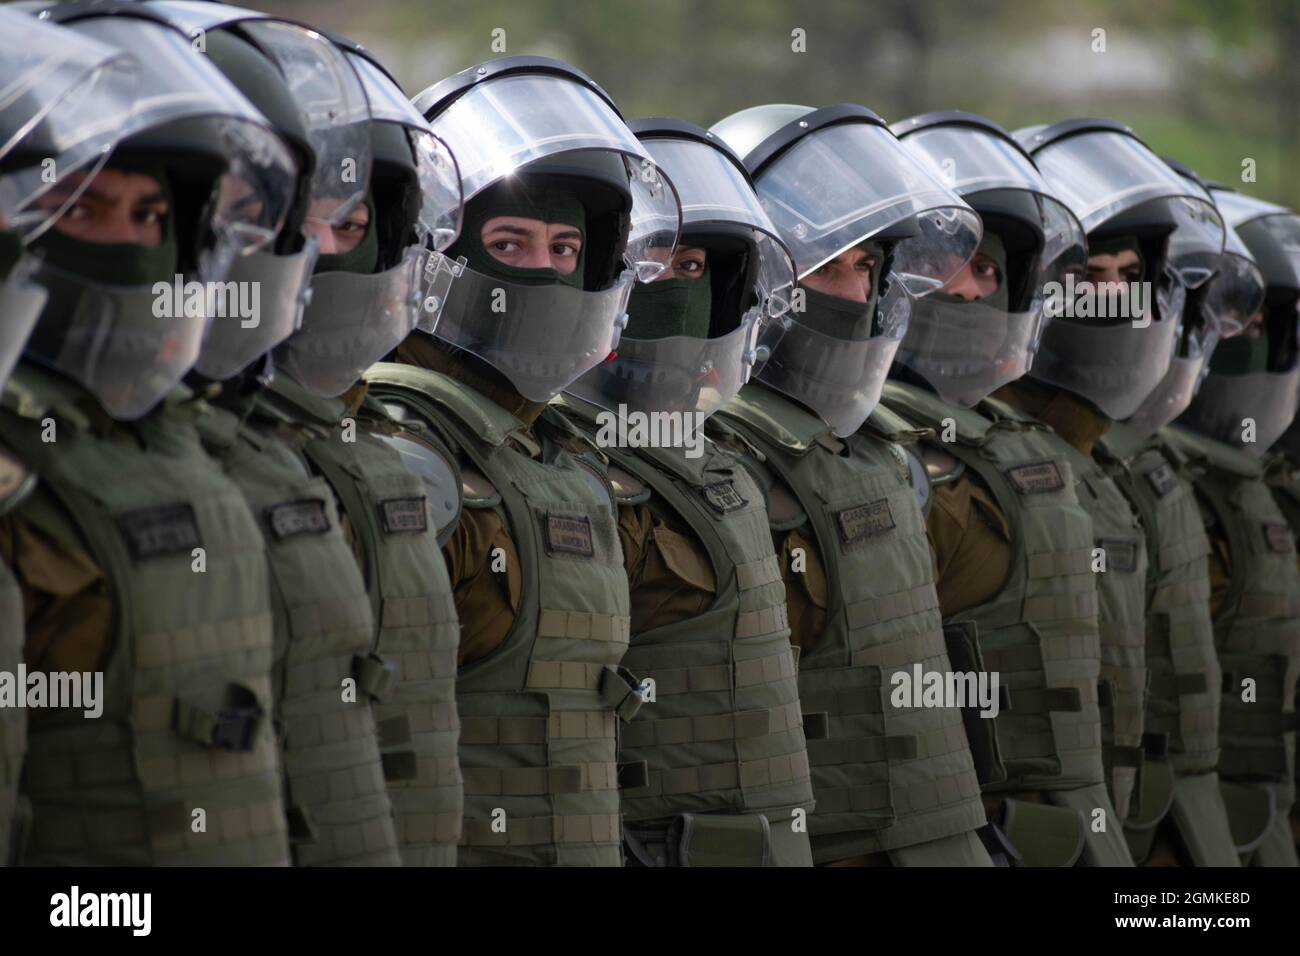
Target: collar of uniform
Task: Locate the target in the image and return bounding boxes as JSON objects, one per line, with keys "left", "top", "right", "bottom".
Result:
{"left": 393, "top": 334, "right": 547, "bottom": 429}
{"left": 992, "top": 379, "right": 1112, "bottom": 457}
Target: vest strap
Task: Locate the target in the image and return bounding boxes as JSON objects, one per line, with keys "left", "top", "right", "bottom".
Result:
{"left": 735, "top": 554, "right": 782, "bottom": 591}
{"left": 845, "top": 582, "right": 940, "bottom": 631}
{"left": 1026, "top": 547, "right": 1094, "bottom": 579}
{"left": 628, "top": 750, "right": 812, "bottom": 798}
{"left": 736, "top": 603, "right": 790, "bottom": 639}
{"left": 596, "top": 664, "right": 646, "bottom": 721}
{"left": 537, "top": 607, "right": 632, "bottom": 643}
{"left": 460, "top": 812, "right": 622, "bottom": 847}
{"left": 621, "top": 701, "right": 804, "bottom": 748}
{"left": 458, "top": 711, "right": 615, "bottom": 745}
{"left": 462, "top": 762, "right": 617, "bottom": 796}
{"left": 353, "top": 653, "right": 399, "bottom": 701}
{"left": 379, "top": 593, "right": 458, "bottom": 630}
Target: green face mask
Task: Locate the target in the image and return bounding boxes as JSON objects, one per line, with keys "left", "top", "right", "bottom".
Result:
{"left": 930, "top": 231, "right": 1009, "bottom": 311}
{"left": 28, "top": 162, "right": 178, "bottom": 288}
{"left": 795, "top": 240, "right": 884, "bottom": 339}
{"left": 625, "top": 264, "right": 712, "bottom": 339}
{"left": 1208, "top": 333, "right": 1269, "bottom": 375}
{"left": 448, "top": 179, "right": 587, "bottom": 290}
{"left": 0, "top": 230, "right": 23, "bottom": 282}
{"left": 313, "top": 194, "right": 379, "bottom": 275}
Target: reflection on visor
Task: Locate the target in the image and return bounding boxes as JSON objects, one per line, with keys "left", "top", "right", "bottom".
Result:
{"left": 0, "top": 9, "right": 141, "bottom": 239}
{"left": 749, "top": 120, "right": 982, "bottom": 290}
{"left": 1203, "top": 250, "right": 1266, "bottom": 340}
{"left": 422, "top": 72, "right": 683, "bottom": 279}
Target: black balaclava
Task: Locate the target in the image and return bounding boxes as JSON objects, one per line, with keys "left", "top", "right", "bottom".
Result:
{"left": 313, "top": 193, "right": 379, "bottom": 275}
{"left": 927, "top": 231, "right": 1010, "bottom": 311}
{"left": 1084, "top": 234, "right": 1149, "bottom": 327}
{"left": 28, "top": 161, "right": 178, "bottom": 305}
{"left": 793, "top": 239, "right": 886, "bottom": 340}
{"left": 625, "top": 262, "right": 712, "bottom": 339}
{"left": 447, "top": 177, "right": 586, "bottom": 289}
{"left": 0, "top": 230, "right": 22, "bottom": 280}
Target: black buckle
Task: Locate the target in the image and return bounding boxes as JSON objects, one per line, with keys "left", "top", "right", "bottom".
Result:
{"left": 210, "top": 706, "right": 262, "bottom": 752}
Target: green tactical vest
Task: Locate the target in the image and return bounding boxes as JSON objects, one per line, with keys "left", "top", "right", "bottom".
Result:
{"left": 1097, "top": 424, "right": 1221, "bottom": 777}
{"left": 553, "top": 397, "right": 816, "bottom": 865}
{"left": 880, "top": 381, "right": 1107, "bottom": 794}
{"left": 0, "top": 362, "right": 291, "bottom": 866}
{"left": 1265, "top": 456, "right": 1300, "bottom": 564}
{"left": 259, "top": 375, "right": 464, "bottom": 867}
{"left": 366, "top": 362, "right": 639, "bottom": 867}
{"left": 0, "top": 467, "right": 26, "bottom": 865}
{"left": 1166, "top": 427, "right": 1300, "bottom": 801}
{"left": 196, "top": 397, "right": 400, "bottom": 867}
{"left": 715, "top": 384, "right": 986, "bottom": 861}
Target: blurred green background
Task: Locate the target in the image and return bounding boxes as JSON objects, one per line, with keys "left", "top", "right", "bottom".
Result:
{"left": 258, "top": 0, "right": 1300, "bottom": 207}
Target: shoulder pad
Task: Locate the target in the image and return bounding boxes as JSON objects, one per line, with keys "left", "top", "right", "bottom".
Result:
{"left": 921, "top": 443, "right": 966, "bottom": 486}
{"left": 863, "top": 403, "right": 932, "bottom": 444}
{"left": 607, "top": 464, "right": 651, "bottom": 506}
{"left": 0, "top": 444, "right": 37, "bottom": 517}
{"left": 568, "top": 456, "right": 616, "bottom": 514}
{"left": 371, "top": 431, "right": 464, "bottom": 544}
{"left": 460, "top": 464, "right": 501, "bottom": 509}
{"left": 904, "top": 445, "right": 933, "bottom": 516}
{"left": 766, "top": 475, "right": 807, "bottom": 532}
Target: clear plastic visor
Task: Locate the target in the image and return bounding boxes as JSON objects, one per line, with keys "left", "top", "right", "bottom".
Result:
{"left": 1125, "top": 353, "right": 1210, "bottom": 435}
{"left": 1235, "top": 210, "right": 1300, "bottom": 288}
{"left": 59, "top": 17, "right": 297, "bottom": 262}
{"left": 565, "top": 312, "right": 761, "bottom": 421}
{"left": 1030, "top": 305, "right": 1180, "bottom": 420}
{"left": 24, "top": 260, "right": 211, "bottom": 420}
{"left": 751, "top": 120, "right": 982, "bottom": 294}
{"left": 753, "top": 287, "right": 912, "bottom": 436}
{"left": 896, "top": 300, "right": 1045, "bottom": 408}
{"left": 640, "top": 136, "right": 795, "bottom": 313}
{"left": 0, "top": 12, "right": 141, "bottom": 238}
{"left": 281, "top": 243, "right": 426, "bottom": 397}
{"left": 1033, "top": 130, "right": 1225, "bottom": 285}
{"left": 0, "top": 258, "right": 47, "bottom": 390}
{"left": 342, "top": 53, "right": 463, "bottom": 249}
{"left": 1204, "top": 244, "right": 1266, "bottom": 340}
{"left": 422, "top": 75, "right": 682, "bottom": 280}
{"left": 144, "top": 4, "right": 373, "bottom": 228}
{"left": 419, "top": 251, "right": 633, "bottom": 402}
{"left": 1182, "top": 366, "right": 1300, "bottom": 455}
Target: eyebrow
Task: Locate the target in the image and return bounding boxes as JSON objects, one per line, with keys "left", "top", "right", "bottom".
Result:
{"left": 483, "top": 224, "right": 537, "bottom": 238}
{"left": 76, "top": 187, "right": 168, "bottom": 206}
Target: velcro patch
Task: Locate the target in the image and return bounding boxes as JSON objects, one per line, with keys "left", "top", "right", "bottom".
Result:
{"left": 1263, "top": 523, "right": 1295, "bottom": 554}
{"left": 265, "top": 499, "right": 331, "bottom": 540}
{"left": 836, "top": 499, "right": 895, "bottom": 545}
{"left": 703, "top": 479, "right": 748, "bottom": 514}
{"left": 116, "top": 503, "right": 202, "bottom": 561}
{"left": 1098, "top": 538, "right": 1139, "bottom": 573}
{"left": 1144, "top": 462, "right": 1177, "bottom": 498}
{"left": 380, "top": 496, "right": 428, "bottom": 535}
{"left": 1005, "top": 460, "right": 1065, "bottom": 495}
{"left": 546, "top": 513, "right": 594, "bottom": 557}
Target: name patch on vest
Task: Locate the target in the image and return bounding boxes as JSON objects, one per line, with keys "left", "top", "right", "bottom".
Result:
{"left": 1144, "top": 462, "right": 1177, "bottom": 498}
{"left": 1098, "top": 538, "right": 1139, "bottom": 573}
{"left": 1263, "top": 522, "right": 1295, "bottom": 553}
{"left": 703, "top": 479, "right": 747, "bottom": 514}
{"left": 546, "top": 513, "right": 594, "bottom": 557}
{"left": 265, "top": 499, "right": 331, "bottom": 540}
{"left": 380, "top": 496, "right": 428, "bottom": 535}
{"left": 116, "top": 503, "right": 202, "bottom": 561}
{"left": 836, "top": 499, "right": 895, "bottom": 545}
{"left": 1005, "top": 461, "right": 1065, "bottom": 495}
